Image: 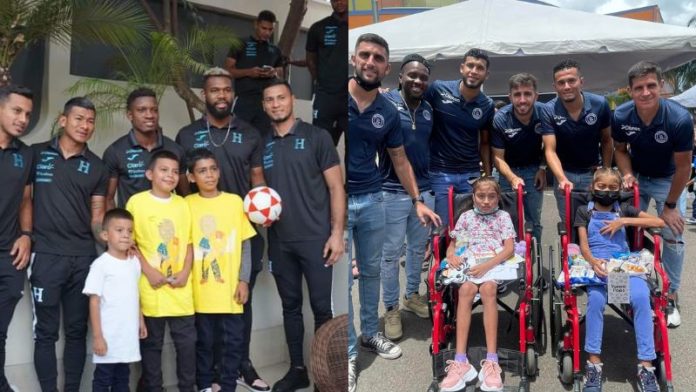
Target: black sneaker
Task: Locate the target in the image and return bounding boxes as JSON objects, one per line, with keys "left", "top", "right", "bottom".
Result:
{"left": 238, "top": 360, "right": 271, "bottom": 392}
{"left": 272, "top": 366, "right": 310, "bottom": 392}
{"left": 360, "top": 332, "right": 402, "bottom": 359}
{"left": 637, "top": 364, "right": 660, "bottom": 392}
{"left": 582, "top": 361, "right": 603, "bottom": 392}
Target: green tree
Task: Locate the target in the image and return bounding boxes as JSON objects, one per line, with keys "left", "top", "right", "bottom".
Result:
{"left": 0, "top": 0, "right": 150, "bottom": 86}
{"left": 664, "top": 16, "right": 696, "bottom": 94}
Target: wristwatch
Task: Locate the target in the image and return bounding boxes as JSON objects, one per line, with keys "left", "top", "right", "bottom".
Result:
{"left": 664, "top": 201, "right": 677, "bottom": 209}
{"left": 412, "top": 194, "right": 424, "bottom": 205}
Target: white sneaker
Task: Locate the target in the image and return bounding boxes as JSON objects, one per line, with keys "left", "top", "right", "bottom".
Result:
{"left": 199, "top": 388, "right": 213, "bottom": 392}
{"left": 667, "top": 299, "right": 681, "bottom": 328}
{"left": 348, "top": 355, "right": 358, "bottom": 392}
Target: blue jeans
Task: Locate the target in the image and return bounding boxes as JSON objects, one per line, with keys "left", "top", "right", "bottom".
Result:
{"left": 499, "top": 165, "right": 544, "bottom": 241}
{"left": 430, "top": 170, "right": 480, "bottom": 227}
{"left": 553, "top": 169, "right": 593, "bottom": 225}
{"left": 381, "top": 191, "right": 434, "bottom": 308}
{"left": 585, "top": 277, "right": 655, "bottom": 361}
{"left": 637, "top": 175, "right": 686, "bottom": 293}
{"left": 347, "top": 192, "right": 385, "bottom": 358}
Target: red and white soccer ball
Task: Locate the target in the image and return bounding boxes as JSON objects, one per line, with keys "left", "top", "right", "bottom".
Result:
{"left": 243, "top": 186, "right": 282, "bottom": 225}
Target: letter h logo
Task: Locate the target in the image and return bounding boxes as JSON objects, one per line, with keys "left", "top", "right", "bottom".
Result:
{"left": 77, "top": 160, "right": 91, "bottom": 174}
{"left": 231, "top": 132, "right": 243, "bottom": 144}
{"left": 294, "top": 138, "right": 305, "bottom": 150}
{"left": 12, "top": 153, "right": 23, "bottom": 168}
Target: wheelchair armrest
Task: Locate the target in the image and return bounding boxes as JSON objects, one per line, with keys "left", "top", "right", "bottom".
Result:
{"left": 646, "top": 227, "right": 662, "bottom": 236}
{"left": 432, "top": 224, "right": 449, "bottom": 238}
{"left": 524, "top": 221, "right": 534, "bottom": 233}
{"left": 557, "top": 221, "right": 567, "bottom": 236}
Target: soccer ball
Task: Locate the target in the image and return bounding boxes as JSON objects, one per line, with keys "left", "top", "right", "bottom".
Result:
{"left": 243, "top": 186, "right": 282, "bottom": 225}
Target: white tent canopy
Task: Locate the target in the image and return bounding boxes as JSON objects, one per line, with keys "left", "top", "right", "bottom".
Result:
{"left": 349, "top": 0, "right": 696, "bottom": 96}
{"left": 671, "top": 85, "right": 696, "bottom": 108}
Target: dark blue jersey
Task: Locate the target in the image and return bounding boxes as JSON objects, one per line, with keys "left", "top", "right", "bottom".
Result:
{"left": 347, "top": 93, "right": 403, "bottom": 195}
{"left": 379, "top": 89, "right": 433, "bottom": 193}
{"left": 612, "top": 98, "right": 693, "bottom": 178}
{"left": 491, "top": 102, "right": 544, "bottom": 168}
{"left": 540, "top": 92, "right": 611, "bottom": 171}
{"left": 424, "top": 79, "right": 494, "bottom": 173}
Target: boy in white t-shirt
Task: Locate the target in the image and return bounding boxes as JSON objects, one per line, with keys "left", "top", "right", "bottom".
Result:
{"left": 83, "top": 208, "right": 147, "bottom": 391}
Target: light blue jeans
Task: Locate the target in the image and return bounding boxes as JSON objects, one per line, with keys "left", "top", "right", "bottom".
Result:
{"left": 637, "top": 175, "right": 686, "bottom": 293}
{"left": 381, "top": 191, "right": 434, "bottom": 308}
{"left": 553, "top": 169, "right": 593, "bottom": 225}
{"left": 430, "top": 170, "right": 480, "bottom": 227}
{"left": 499, "top": 165, "right": 544, "bottom": 241}
{"left": 347, "top": 192, "right": 385, "bottom": 358}
{"left": 585, "top": 276, "right": 655, "bottom": 360}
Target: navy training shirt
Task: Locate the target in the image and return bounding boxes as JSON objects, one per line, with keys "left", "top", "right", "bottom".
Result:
{"left": 490, "top": 102, "right": 544, "bottom": 168}
{"left": 348, "top": 92, "right": 403, "bottom": 195}
{"left": 228, "top": 36, "right": 283, "bottom": 97}
{"left": 539, "top": 92, "right": 611, "bottom": 172}
{"left": 612, "top": 98, "right": 694, "bottom": 178}
{"left": 306, "top": 13, "right": 348, "bottom": 95}
{"left": 0, "top": 138, "right": 33, "bottom": 254}
{"left": 379, "top": 89, "right": 433, "bottom": 193}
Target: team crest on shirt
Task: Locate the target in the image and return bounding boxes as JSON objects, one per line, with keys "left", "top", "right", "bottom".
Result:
{"left": 654, "top": 130, "right": 668, "bottom": 144}
{"left": 472, "top": 108, "right": 483, "bottom": 120}
{"left": 423, "top": 110, "right": 431, "bottom": 121}
{"left": 534, "top": 122, "right": 542, "bottom": 134}
{"left": 585, "top": 113, "right": 597, "bottom": 125}
{"left": 372, "top": 113, "right": 385, "bottom": 129}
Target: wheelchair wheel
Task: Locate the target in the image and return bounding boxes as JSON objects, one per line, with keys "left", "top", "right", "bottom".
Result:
{"left": 427, "top": 380, "right": 439, "bottom": 392}
{"left": 525, "top": 345, "right": 537, "bottom": 377}
{"left": 560, "top": 352, "right": 573, "bottom": 385}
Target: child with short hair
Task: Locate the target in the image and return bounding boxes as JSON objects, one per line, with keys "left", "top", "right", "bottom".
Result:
{"left": 83, "top": 208, "right": 146, "bottom": 391}
{"left": 440, "top": 177, "right": 515, "bottom": 392}
{"left": 575, "top": 168, "right": 664, "bottom": 392}
{"left": 184, "top": 148, "right": 256, "bottom": 392}
{"left": 125, "top": 150, "right": 195, "bottom": 391}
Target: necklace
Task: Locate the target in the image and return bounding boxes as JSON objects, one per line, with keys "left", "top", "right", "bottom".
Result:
{"left": 399, "top": 90, "right": 421, "bottom": 130}
{"left": 206, "top": 118, "right": 232, "bottom": 147}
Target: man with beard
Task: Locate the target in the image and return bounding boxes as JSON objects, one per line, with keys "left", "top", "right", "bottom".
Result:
{"left": 379, "top": 54, "right": 434, "bottom": 341}
{"left": 424, "top": 48, "right": 495, "bottom": 227}
{"left": 0, "top": 85, "right": 33, "bottom": 392}
{"left": 491, "top": 73, "right": 546, "bottom": 241}
{"left": 260, "top": 80, "right": 345, "bottom": 391}
{"left": 348, "top": 33, "right": 440, "bottom": 392}
{"left": 305, "top": 0, "right": 348, "bottom": 146}
{"left": 540, "top": 59, "right": 613, "bottom": 224}
{"left": 613, "top": 61, "right": 693, "bottom": 328}
{"left": 176, "top": 68, "right": 270, "bottom": 392}
{"left": 102, "top": 87, "right": 185, "bottom": 209}
{"left": 225, "top": 10, "right": 283, "bottom": 138}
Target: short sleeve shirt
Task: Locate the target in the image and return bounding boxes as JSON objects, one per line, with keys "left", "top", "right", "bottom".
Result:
{"left": 228, "top": 36, "right": 283, "bottom": 97}
{"left": 424, "top": 80, "right": 495, "bottom": 173}
{"left": 574, "top": 203, "right": 640, "bottom": 259}
{"left": 491, "top": 103, "right": 544, "bottom": 168}
{"left": 176, "top": 117, "right": 264, "bottom": 197}
{"left": 306, "top": 13, "right": 348, "bottom": 95}
{"left": 539, "top": 92, "right": 611, "bottom": 171}
{"left": 612, "top": 98, "right": 694, "bottom": 178}
{"left": 32, "top": 138, "right": 108, "bottom": 256}
{"left": 82, "top": 253, "right": 141, "bottom": 363}
{"left": 348, "top": 92, "right": 403, "bottom": 195}
{"left": 263, "top": 120, "right": 340, "bottom": 241}
{"left": 186, "top": 192, "right": 256, "bottom": 314}
{"left": 450, "top": 209, "right": 516, "bottom": 255}
{"left": 380, "top": 89, "right": 433, "bottom": 192}
{"left": 102, "top": 130, "right": 185, "bottom": 207}
{"left": 126, "top": 191, "right": 193, "bottom": 317}
{"left": 0, "top": 138, "right": 33, "bottom": 253}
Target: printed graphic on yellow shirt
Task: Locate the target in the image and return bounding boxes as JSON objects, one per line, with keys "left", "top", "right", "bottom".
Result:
{"left": 156, "top": 218, "right": 180, "bottom": 277}
{"left": 198, "top": 215, "right": 225, "bottom": 284}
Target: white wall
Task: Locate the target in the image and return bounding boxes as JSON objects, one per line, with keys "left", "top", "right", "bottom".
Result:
{"left": 5, "top": 1, "right": 348, "bottom": 390}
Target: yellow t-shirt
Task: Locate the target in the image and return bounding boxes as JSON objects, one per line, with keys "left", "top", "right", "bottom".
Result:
{"left": 186, "top": 192, "right": 256, "bottom": 314}
{"left": 126, "top": 191, "right": 193, "bottom": 317}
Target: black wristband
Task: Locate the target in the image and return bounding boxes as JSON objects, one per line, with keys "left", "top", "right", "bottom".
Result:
{"left": 412, "top": 195, "right": 424, "bottom": 205}
{"left": 664, "top": 201, "right": 677, "bottom": 209}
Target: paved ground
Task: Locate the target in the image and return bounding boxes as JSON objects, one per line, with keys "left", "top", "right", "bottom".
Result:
{"left": 351, "top": 190, "right": 696, "bottom": 391}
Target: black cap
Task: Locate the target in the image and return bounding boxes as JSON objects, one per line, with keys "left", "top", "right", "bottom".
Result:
{"left": 400, "top": 53, "right": 430, "bottom": 72}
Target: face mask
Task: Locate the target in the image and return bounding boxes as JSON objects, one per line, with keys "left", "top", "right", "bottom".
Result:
{"left": 592, "top": 190, "right": 620, "bottom": 206}
{"left": 473, "top": 206, "right": 499, "bottom": 215}
{"left": 352, "top": 75, "right": 381, "bottom": 91}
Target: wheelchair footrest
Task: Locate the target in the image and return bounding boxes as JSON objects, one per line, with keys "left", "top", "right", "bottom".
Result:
{"left": 433, "top": 347, "right": 525, "bottom": 379}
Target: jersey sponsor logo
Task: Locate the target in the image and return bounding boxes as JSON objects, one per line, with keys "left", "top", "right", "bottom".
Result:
{"left": 472, "top": 108, "right": 483, "bottom": 120}
{"left": 193, "top": 130, "right": 210, "bottom": 149}
{"left": 553, "top": 115, "right": 567, "bottom": 126}
{"left": 125, "top": 149, "right": 146, "bottom": 178}
{"left": 294, "top": 138, "right": 306, "bottom": 150}
{"left": 36, "top": 151, "right": 58, "bottom": 183}
{"left": 423, "top": 109, "right": 431, "bottom": 121}
{"left": 127, "top": 153, "right": 140, "bottom": 161}
{"left": 585, "top": 113, "right": 597, "bottom": 125}
{"left": 263, "top": 142, "right": 274, "bottom": 169}
{"left": 620, "top": 124, "right": 641, "bottom": 136}
{"left": 245, "top": 41, "right": 257, "bottom": 57}
{"left": 12, "top": 152, "right": 23, "bottom": 168}
{"left": 439, "top": 91, "right": 459, "bottom": 104}
{"left": 371, "top": 113, "right": 385, "bottom": 129}
{"left": 654, "top": 130, "right": 668, "bottom": 144}
{"left": 323, "top": 25, "right": 338, "bottom": 46}
{"left": 77, "top": 160, "right": 91, "bottom": 175}
{"left": 503, "top": 127, "right": 522, "bottom": 138}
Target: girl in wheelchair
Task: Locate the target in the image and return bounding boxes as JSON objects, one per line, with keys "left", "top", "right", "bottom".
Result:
{"left": 440, "top": 177, "right": 515, "bottom": 392}
{"left": 574, "top": 168, "right": 664, "bottom": 392}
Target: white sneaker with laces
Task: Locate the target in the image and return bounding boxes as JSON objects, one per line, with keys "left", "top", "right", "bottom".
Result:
{"left": 667, "top": 300, "right": 681, "bottom": 328}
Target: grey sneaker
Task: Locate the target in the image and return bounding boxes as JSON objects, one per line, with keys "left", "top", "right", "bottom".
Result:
{"left": 685, "top": 217, "right": 696, "bottom": 225}
{"left": 348, "top": 356, "right": 357, "bottom": 392}
{"left": 637, "top": 364, "right": 660, "bottom": 392}
{"left": 403, "top": 293, "right": 429, "bottom": 318}
{"left": 360, "top": 333, "right": 402, "bottom": 359}
{"left": 383, "top": 306, "right": 403, "bottom": 340}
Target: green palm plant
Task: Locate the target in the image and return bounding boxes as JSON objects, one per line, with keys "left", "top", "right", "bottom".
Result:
{"left": 0, "top": 0, "right": 150, "bottom": 85}
{"left": 664, "top": 16, "right": 696, "bottom": 94}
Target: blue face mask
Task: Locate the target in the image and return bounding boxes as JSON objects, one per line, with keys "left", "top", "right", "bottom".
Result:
{"left": 473, "top": 206, "right": 499, "bottom": 215}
